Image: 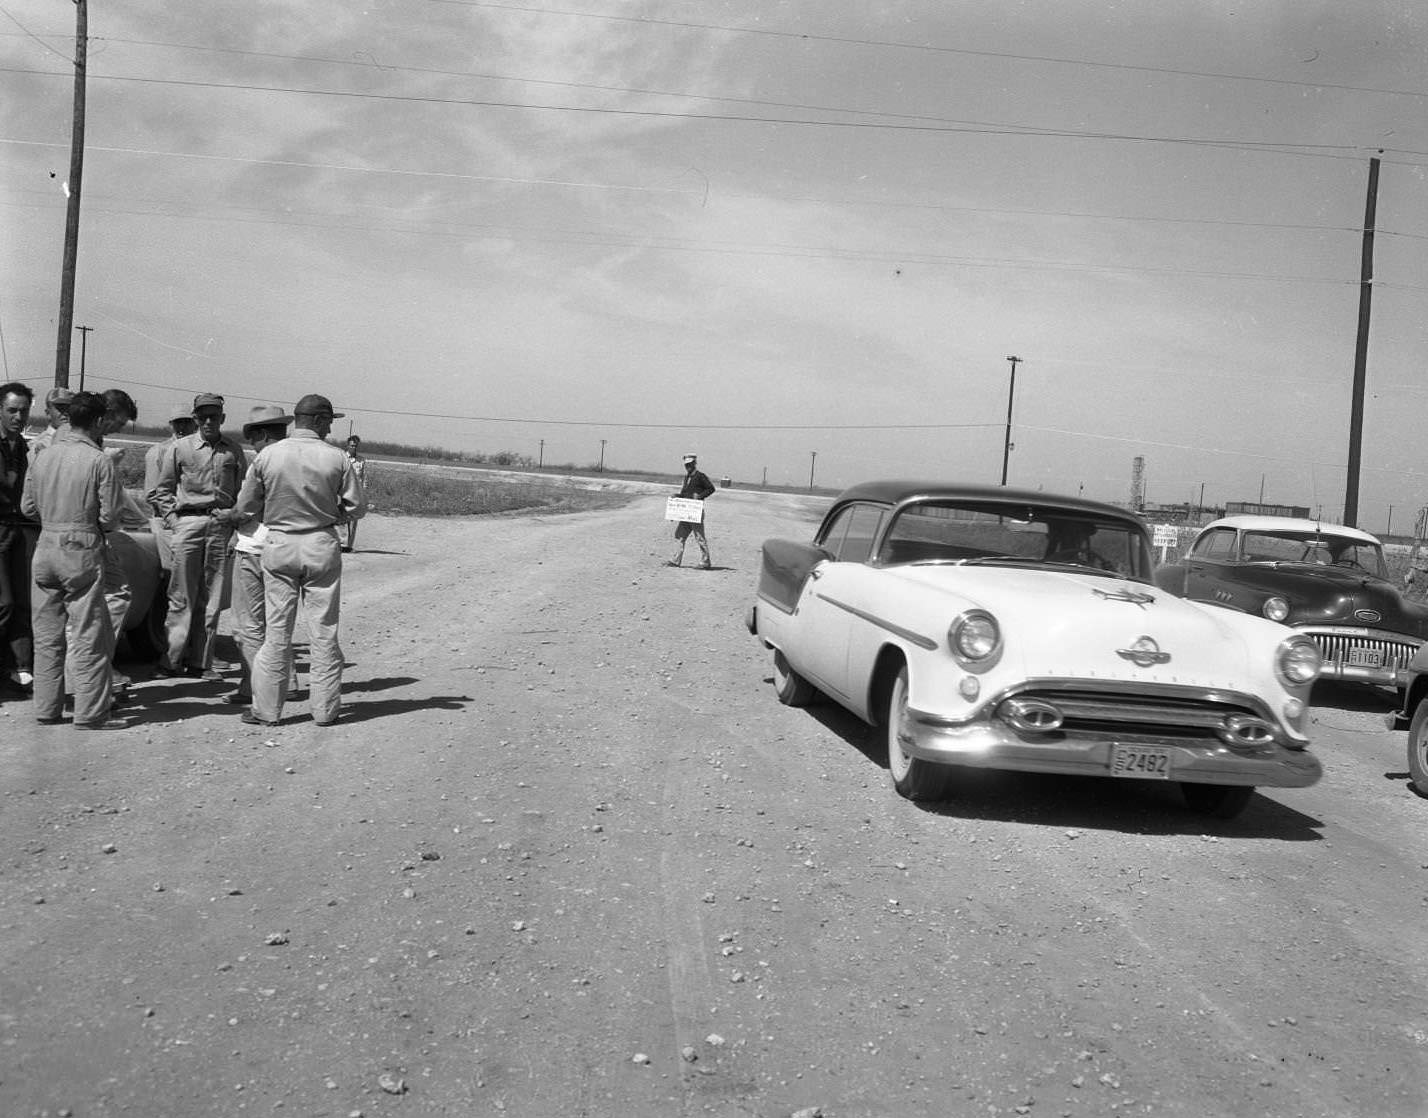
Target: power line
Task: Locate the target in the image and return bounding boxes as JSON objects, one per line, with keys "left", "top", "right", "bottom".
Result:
{"left": 0, "top": 65, "right": 1407, "bottom": 162}
{"left": 432, "top": 1, "right": 1428, "bottom": 104}
{"left": 0, "top": 191, "right": 1363, "bottom": 288}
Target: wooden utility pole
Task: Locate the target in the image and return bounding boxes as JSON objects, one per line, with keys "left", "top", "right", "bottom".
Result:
{"left": 75, "top": 324, "right": 92, "bottom": 390}
{"left": 1344, "top": 155, "right": 1381, "bottom": 529}
{"left": 1000, "top": 355, "right": 1022, "bottom": 486}
{"left": 55, "top": 0, "right": 88, "bottom": 390}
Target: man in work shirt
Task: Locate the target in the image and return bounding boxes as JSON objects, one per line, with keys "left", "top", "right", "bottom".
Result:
{"left": 21, "top": 391, "right": 126, "bottom": 728}
{"left": 229, "top": 404, "right": 299, "bottom": 706}
{"left": 149, "top": 392, "right": 246, "bottom": 678}
{"left": 234, "top": 393, "right": 365, "bottom": 727}
{"left": 27, "top": 386, "right": 72, "bottom": 456}
{"left": 143, "top": 403, "right": 198, "bottom": 573}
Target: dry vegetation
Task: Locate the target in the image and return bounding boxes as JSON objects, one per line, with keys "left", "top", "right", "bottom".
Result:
{"left": 114, "top": 446, "right": 628, "bottom": 518}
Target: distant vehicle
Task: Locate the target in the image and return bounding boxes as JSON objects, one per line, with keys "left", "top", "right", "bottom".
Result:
{"left": 746, "top": 482, "right": 1323, "bottom": 819}
{"left": 1155, "top": 515, "right": 1428, "bottom": 690}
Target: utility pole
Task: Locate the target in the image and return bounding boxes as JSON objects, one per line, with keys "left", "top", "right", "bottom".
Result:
{"left": 598, "top": 439, "right": 606, "bottom": 472}
{"left": 75, "top": 324, "right": 92, "bottom": 390}
{"left": 538, "top": 439, "right": 544, "bottom": 468}
{"left": 761, "top": 466, "right": 767, "bottom": 488}
{"left": 808, "top": 451, "right": 817, "bottom": 492}
{"left": 55, "top": 0, "right": 88, "bottom": 389}
{"left": 1000, "top": 355, "right": 1022, "bottom": 486}
{"left": 1344, "top": 154, "right": 1381, "bottom": 529}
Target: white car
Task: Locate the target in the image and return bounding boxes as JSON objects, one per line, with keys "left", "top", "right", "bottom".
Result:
{"left": 747, "top": 482, "right": 1324, "bottom": 818}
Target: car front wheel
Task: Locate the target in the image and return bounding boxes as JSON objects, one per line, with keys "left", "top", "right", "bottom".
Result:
{"left": 1180, "top": 782, "right": 1254, "bottom": 819}
{"left": 1407, "top": 698, "right": 1428, "bottom": 794}
{"left": 886, "top": 667, "right": 953, "bottom": 802}
{"left": 772, "top": 649, "right": 816, "bottom": 707}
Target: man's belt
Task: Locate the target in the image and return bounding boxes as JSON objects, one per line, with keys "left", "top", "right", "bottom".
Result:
{"left": 175, "top": 507, "right": 216, "bottom": 517}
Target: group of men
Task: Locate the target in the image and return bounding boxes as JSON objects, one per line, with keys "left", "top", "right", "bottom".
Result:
{"left": 0, "top": 382, "right": 367, "bottom": 730}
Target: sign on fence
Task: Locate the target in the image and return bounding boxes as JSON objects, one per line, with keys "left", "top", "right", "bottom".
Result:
{"left": 665, "top": 497, "right": 705, "bottom": 524}
{"left": 1152, "top": 523, "right": 1178, "bottom": 563}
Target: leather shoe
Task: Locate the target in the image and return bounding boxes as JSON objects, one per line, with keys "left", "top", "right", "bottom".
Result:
{"left": 36, "top": 716, "right": 67, "bottom": 726}
{"left": 240, "top": 711, "right": 280, "bottom": 727}
{"left": 223, "top": 690, "right": 252, "bottom": 705}
{"left": 74, "top": 718, "right": 131, "bottom": 731}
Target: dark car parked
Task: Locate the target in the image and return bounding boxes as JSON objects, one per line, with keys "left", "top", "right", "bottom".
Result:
{"left": 1155, "top": 515, "right": 1428, "bottom": 690}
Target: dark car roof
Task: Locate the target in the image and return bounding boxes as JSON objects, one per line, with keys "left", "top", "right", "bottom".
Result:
{"left": 831, "top": 480, "right": 1144, "bottom": 524}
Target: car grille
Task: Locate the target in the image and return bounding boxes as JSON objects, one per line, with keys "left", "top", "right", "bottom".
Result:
{"left": 1306, "top": 630, "right": 1418, "bottom": 675}
{"left": 1001, "top": 685, "right": 1278, "bottom": 750}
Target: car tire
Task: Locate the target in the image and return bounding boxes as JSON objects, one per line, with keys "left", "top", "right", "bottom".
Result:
{"left": 122, "top": 572, "right": 170, "bottom": 662}
{"left": 772, "top": 649, "right": 816, "bottom": 707}
{"left": 1180, "top": 782, "right": 1254, "bottom": 819}
{"left": 1407, "top": 698, "right": 1428, "bottom": 794}
{"left": 886, "top": 667, "right": 953, "bottom": 802}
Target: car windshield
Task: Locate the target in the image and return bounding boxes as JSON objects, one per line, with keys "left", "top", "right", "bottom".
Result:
{"left": 878, "top": 500, "right": 1152, "bottom": 580}
{"left": 1239, "top": 530, "right": 1388, "bottom": 577}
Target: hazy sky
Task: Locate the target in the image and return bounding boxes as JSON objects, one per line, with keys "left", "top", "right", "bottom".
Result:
{"left": 3, "top": 1, "right": 1427, "bottom": 530}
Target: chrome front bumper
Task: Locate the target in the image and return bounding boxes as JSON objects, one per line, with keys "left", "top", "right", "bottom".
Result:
{"left": 899, "top": 712, "right": 1323, "bottom": 789}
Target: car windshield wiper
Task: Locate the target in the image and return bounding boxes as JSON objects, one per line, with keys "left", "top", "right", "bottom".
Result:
{"left": 956, "top": 555, "right": 1041, "bottom": 566}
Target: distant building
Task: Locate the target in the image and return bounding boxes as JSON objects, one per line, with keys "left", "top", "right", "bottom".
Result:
{"left": 1225, "top": 500, "right": 1311, "bottom": 519}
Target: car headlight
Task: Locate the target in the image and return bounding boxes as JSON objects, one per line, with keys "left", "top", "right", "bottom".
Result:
{"left": 1262, "top": 596, "right": 1289, "bottom": 622}
{"left": 949, "top": 610, "right": 1001, "bottom": 670}
{"left": 1276, "top": 636, "right": 1321, "bottom": 687}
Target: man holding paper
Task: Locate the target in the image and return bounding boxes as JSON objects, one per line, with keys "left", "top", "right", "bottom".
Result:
{"left": 666, "top": 453, "right": 716, "bottom": 569}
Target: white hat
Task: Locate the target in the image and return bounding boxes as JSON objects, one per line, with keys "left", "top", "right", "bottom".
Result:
{"left": 683, "top": 453, "right": 697, "bottom": 463}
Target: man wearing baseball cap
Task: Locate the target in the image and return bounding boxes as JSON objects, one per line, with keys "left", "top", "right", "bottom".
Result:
{"left": 26, "top": 386, "right": 73, "bottom": 456}
{"left": 234, "top": 393, "right": 365, "bottom": 726}
{"left": 148, "top": 392, "right": 247, "bottom": 678}
{"left": 667, "top": 452, "right": 716, "bottom": 568}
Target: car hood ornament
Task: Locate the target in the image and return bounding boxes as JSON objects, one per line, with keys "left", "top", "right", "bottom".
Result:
{"left": 1117, "top": 635, "right": 1171, "bottom": 667}
{"left": 1095, "top": 587, "right": 1156, "bottom": 609}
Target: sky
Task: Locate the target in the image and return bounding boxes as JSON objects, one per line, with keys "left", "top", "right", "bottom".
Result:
{"left": 3, "top": 1, "right": 1428, "bottom": 531}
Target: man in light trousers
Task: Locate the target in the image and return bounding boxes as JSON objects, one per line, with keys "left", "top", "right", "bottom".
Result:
{"left": 149, "top": 392, "right": 246, "bottom": 677}
{"left": 21, "top": 391, "right": 125, "bottom": 728}
{"left": 234, "top": 394, "right": 365, "bottom": 727}
{"left": 230, "top": 405, "right": 299, "bottom": 706}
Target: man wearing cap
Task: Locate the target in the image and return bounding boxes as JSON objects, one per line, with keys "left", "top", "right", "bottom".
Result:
{"left": 27, "top": 386, "right": 73, "bottom": 456}
{"left": 21, "top": 390, "right": 126, "bottom": 728}
{"left": 143, "top": 404, "right": 198, "bottom": 573}
{"left": 235, "top": 394, "right": 365, "bottom": 727}
{"left": 667, "top": 452, "right": 716, "bottom": 569}
{"left": 0, "top": 381, "right": 37, "bottom": 693}
{"left": 149, "top": 392, "right": 247, "bottom": 678}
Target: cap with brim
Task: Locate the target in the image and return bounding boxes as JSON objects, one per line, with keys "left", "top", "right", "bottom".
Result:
{"left": 242, "top": 404, "right": 295, "bottom": 437}
{"left": 47, "top": 388, "right": 74, "bottom": 407}
{"left": 192, "top": 392, "right": 225, "bottom": 414}
{"left": 683, "top": 454, "right": 697, "bottom": 463}
{"left": 293, "top": 393, "right": 344, "bottom": 419}
{"left": 168, "top": 403, "right": 194, "bottom": 422}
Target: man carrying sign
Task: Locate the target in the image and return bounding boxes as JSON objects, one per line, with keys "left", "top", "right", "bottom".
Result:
{"left": 666, "top": 452, "right": 715, "bottom": 569}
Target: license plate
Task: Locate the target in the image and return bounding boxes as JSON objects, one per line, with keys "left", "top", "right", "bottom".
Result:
{"left": 1110, "top": 744, "right": 1172, "bottom": 780}
{"left": 1346, "top": 648, "right": 1382, "bottom": 668}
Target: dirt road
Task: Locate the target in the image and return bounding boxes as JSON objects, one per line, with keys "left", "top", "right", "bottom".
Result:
{"left": 3, "top": 489, "right": 1427, "bottom": 1118}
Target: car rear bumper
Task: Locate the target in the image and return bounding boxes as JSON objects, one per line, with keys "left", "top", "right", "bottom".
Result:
{"left": 901, "top": 711, "right": 1323, "bottom": 789}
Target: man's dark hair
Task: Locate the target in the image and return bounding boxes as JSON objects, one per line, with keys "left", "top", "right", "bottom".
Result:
{"left": 102, "top": 387, "right": 138, "bottom": 422}
{"left": 68, "top": 391, "right": 106, "bottom": 429}
{"left": 346, "top": 435, "right": 361, "bottom": 446}
{"left": 0, "top": 381, "right": 34, "bottom": 405}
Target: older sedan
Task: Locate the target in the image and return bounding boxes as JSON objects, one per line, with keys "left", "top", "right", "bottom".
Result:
{"left": 1155, "top": 515, "right": 1428, "bottom": 690}
{"left": 747, "top": 482, "right": 1323, "bottom": 818}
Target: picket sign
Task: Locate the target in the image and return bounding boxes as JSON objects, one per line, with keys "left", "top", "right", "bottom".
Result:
{"left": 1152, "top": 523, "right": 1178, "bottom": 563}
{"left": 665, "top": 497, "right": 705, "bottom": 524}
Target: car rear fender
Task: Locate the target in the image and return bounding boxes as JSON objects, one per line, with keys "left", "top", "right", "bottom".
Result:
{"left": 756, "top": 538, "right": 830, "bottom": 614}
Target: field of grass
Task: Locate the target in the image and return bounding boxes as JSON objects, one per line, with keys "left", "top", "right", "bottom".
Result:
{"left": 114, "top": 448, "right": 629, "bottom": 518}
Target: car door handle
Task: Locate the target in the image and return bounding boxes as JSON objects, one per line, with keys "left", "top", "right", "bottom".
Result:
{"left": 809, "top": 569, "right": 823, "bottom": 580}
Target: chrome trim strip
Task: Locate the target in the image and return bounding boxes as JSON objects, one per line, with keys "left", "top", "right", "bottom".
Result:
{"left": 816, "top": 593, "right": 939, "bottom": 651}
